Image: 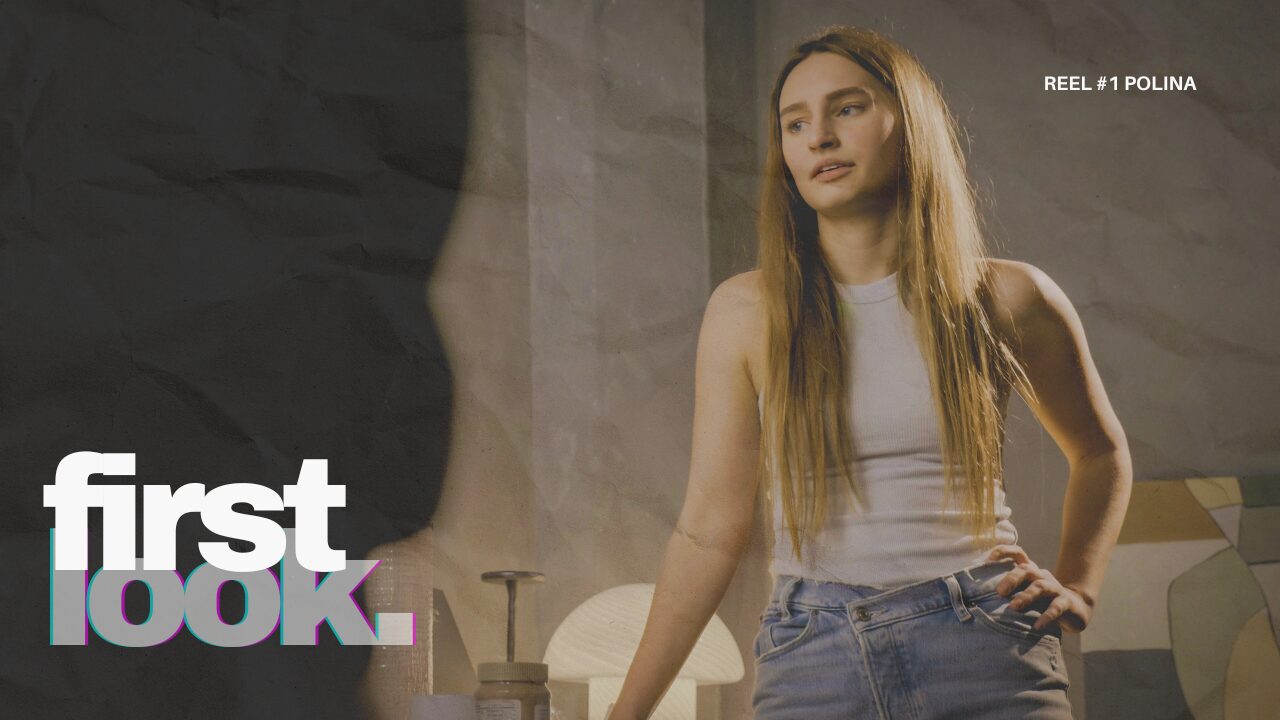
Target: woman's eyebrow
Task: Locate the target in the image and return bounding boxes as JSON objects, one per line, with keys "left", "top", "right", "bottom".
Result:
{"left": 779, "top": 86, "right": 872, "bottom": 117}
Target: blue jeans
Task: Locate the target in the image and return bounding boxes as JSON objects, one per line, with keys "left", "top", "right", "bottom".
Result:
{"left": 752, "top": 558, "right": 1073, "bottom": 719}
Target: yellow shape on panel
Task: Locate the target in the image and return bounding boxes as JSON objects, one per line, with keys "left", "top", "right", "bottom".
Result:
{"left": 1118, "top": 481, "right": 1225, "bottom": 544}
{"left": 1225, "top": 609, "right": 1280, "bottom": 720}
{"left": 1185, "top": 477, "right": 1243, "bottom": 510}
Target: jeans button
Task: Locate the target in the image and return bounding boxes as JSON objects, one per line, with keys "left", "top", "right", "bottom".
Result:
{"left": 855, "top": 606, "right": 872, "bottom": 621}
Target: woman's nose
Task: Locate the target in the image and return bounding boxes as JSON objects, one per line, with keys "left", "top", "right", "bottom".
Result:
{"left": 809, "top": 119, "right": 837, "bottom": 150}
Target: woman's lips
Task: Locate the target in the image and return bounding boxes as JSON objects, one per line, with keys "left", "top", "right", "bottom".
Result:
{"left": 814, "top": 164, "right": 852, "bottom": 182}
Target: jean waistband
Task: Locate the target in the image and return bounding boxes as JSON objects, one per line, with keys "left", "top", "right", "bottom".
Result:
{"left": 767, "top": 557, "right": 1017, "bottom": 627}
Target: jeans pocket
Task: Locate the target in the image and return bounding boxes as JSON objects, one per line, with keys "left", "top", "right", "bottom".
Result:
{"left": 969, "top": 593, "right": 1062, "bottom": 644}
{"left": 753, "top": 607, "right": 818, "bottom": 663}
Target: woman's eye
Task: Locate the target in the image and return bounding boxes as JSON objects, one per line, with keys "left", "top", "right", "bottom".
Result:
{"left": 785, "top": 105, "right": 863, "bottom": 132}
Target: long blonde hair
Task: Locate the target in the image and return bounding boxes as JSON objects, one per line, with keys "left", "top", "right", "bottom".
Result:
{"left": 757, "top": 25, "right": 1037, "bottom": 562}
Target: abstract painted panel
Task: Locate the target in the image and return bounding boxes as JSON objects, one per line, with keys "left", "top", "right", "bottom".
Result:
{"left": 1082, "top": 476, "right": 1280, "bottom": 720}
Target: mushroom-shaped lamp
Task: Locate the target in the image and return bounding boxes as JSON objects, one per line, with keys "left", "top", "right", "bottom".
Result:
{"left": 543, "top": 583, "right": 744, "bottom": 720}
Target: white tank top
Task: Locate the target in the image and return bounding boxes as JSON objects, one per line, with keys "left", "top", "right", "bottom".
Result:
{"left": 759, "top": 271, "right": 1019, "bottom": 588}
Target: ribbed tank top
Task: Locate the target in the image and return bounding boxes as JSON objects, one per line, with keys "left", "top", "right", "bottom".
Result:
{"left": 759, "top": 270, "right": 1019, "bottom": 589}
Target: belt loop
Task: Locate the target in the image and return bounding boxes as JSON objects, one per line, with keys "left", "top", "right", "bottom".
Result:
{"left": 944, "top": 574, "right": 972, "bottom": 622}
{"left": 777, "top": 576, "right": 800, "bottom": 618}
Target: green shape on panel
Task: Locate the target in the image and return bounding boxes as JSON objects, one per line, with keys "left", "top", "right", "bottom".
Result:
{"left": 1238, "top": 475, "right": 1280, "bottom": 508}
{"left": 1169, "top": 547, "right": 1265, "bottom": 720}
{"left": 1238, "top": 507, "right": 1280, "bottom": 563}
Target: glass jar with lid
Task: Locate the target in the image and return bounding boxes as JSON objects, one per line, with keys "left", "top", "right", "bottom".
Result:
{"left": 474, "top": 661, "right": 549, "bottom": 720}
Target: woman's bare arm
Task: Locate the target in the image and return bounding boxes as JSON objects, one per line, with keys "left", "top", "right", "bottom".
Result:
{"left": 986, "top": 259, "right": 1133, "bottom": 631}
{"left": 607, "top": 273, "right": 763, "bottom": 719}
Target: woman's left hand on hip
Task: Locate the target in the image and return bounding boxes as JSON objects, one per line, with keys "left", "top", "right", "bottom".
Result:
{"left": 987, "top": 544, "right": 1092, "bottom": 633}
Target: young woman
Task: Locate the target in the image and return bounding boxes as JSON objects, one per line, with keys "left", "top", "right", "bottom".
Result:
{"left": 608, "top": 25, "right": 1132, "bottom": 719}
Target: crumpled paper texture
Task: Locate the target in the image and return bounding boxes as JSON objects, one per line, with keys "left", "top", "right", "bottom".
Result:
{"left": 0, "top": 1, "right": 466, "bottom": 717}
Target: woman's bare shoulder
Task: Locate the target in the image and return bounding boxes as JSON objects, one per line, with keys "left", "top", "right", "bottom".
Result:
{"left": 705, "top": 268, "right": 765, "bottom": 322}
{"left": 981, "top": 257, "right": 1071, "bottom": 348}
{"left": 712, "top": 268, "right": 764, "bottom": 302}
{"left": 983, "top": 258, "right": 1044, "bottom": 343}
{"left": 705, "top": 269, "right": 767, "bottom": 392}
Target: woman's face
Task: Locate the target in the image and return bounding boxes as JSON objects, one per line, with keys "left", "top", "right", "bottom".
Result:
{"left": 777, "top": 51, "right": 902, "bottom": 217}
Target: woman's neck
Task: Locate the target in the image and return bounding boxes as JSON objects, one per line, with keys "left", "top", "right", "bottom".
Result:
{"left": 816, "top": 208, "right": 901, "bottom": 285}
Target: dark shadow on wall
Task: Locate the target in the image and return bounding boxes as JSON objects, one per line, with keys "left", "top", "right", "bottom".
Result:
{"left": 705, "top": 0, "right": 760, "bottom": 286}
{"left": 0, "top": 1, "right": 465, "bottom": 718}
{"left": 703, "top": 3, "right": 773, "bottom": 720}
